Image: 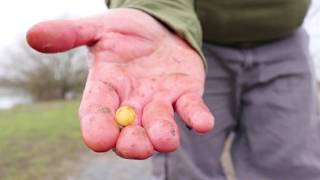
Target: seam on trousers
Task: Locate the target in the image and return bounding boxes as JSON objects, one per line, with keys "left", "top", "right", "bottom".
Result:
{"left": 164, "top": 153, "right": 169, "bottom": 180}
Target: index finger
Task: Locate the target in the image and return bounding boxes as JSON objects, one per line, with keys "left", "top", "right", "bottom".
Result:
{"left": 79, "top": 68, "right": 120, "bottom": 152}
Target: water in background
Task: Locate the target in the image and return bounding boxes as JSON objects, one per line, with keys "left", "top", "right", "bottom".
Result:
{"left": 0, "top": 89, "right": 32, "bottom": 109}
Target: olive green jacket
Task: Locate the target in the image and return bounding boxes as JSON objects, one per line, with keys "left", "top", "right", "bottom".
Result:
{"left": 106, "top": 0, "right": 310, "bottom": 65}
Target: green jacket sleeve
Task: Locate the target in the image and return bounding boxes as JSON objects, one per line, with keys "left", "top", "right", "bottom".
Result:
{"left": 106, "top": 0, "right": 206, "bottom": 68}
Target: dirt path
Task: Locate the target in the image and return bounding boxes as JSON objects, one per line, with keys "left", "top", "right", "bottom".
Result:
{"left": 68, "top": 152, "right": 152, "bottom": 180}
{"left": 69, "top": 135, "right": 236, "bottom": 180}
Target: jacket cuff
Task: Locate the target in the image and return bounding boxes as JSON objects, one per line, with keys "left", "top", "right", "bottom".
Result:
{"left": 107, "top": 0, "right": 206, "bottom": 69}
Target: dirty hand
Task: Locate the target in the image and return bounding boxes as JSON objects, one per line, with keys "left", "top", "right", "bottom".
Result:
{"left": 26, "top": 8, "right": 214, "bottom": 159}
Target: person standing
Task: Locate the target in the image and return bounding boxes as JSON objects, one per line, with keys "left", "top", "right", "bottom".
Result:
{"left": 27, "top": 0, "right": 320, "bottom": 179}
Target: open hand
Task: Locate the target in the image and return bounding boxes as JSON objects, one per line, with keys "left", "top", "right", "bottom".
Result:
{"left": 27, "top": 8, "right": 214, "bottom": 159}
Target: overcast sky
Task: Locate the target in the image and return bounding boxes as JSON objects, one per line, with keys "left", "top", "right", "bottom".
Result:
{"left": 0, "top": 0, "right": 106, "bottom": 49}
{"left": 0, "top": 0, "right": 319, "bottom": 74}
{"left": 305, "top": 0, "right": 320, "bottom": 55}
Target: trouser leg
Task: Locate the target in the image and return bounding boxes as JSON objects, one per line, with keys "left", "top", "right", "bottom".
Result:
{"left": 152, "top": 44, "right": 237, "bottom": 180}
{"left": 231, "top": 28, "right": 320, "bottom": 180}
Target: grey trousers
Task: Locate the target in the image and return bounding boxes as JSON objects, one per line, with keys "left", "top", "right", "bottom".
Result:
{"left": 152, "top": 28, "right": 320, "bottom": 180}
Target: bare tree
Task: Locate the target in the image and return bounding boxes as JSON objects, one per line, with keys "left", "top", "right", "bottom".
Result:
{"left": 0, "top": 38, "right": 89, "bottom": 101}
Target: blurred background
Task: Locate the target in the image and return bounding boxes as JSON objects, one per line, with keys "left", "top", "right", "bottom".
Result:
{"left": 0, "top": 0, "right": 319, "bottom": 180}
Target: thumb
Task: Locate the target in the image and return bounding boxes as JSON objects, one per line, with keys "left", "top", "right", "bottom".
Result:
{"left": 26, "top": 18, "right": 101, "bottom": 53}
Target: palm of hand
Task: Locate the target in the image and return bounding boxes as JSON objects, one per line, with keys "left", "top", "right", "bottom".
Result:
{"left": 27, "top": 9, "right": 214, "bottom": 159}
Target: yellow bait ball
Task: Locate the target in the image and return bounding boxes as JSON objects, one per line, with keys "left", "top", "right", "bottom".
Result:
{"left": 115, "top": 106, "right": 136, "bottom": 126}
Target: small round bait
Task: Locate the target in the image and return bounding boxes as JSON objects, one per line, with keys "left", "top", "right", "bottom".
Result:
{"left": 115, "top": 106, "right": 136, "bottom": 127}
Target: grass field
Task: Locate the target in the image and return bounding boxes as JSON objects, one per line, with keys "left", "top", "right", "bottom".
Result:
{"left": 0, "top": 100, "right": 87, "bottom": 180}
